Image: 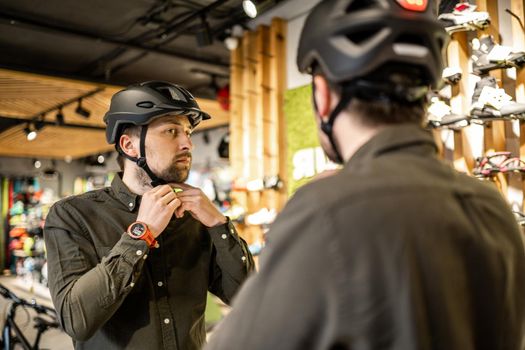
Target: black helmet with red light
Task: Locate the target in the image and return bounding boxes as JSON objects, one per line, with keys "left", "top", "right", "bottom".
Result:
{"left": 296, "top": 0, "right": 449, "bottom": 164}
{"left": 297, "top": 0, "right": 448, "bottom": 91}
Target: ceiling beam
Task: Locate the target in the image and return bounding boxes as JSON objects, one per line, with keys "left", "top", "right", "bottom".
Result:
{"left": 0, "top": 12, "right": 229, "bottom": 68}
{"left": 0, "top": 116, "right": 106, "bottom": 131}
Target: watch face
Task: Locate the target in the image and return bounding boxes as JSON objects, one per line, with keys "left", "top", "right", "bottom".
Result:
{"left": 129, "top": 223, "right": 146, "bottom": 237}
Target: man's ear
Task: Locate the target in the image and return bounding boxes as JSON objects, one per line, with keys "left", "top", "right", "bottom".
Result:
{"left": 313, "top": 75, "right": 331, "bottom": 122}
{"left": 119, "top": 134, "right": 139, "bottom": 158}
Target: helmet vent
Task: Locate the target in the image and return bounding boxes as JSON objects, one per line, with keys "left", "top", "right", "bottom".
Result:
{"left": 346, "top": 0, "right": 380, "bottom": 13}
{"left": 155, "top": 85, "right": 189, "bottom": 103}
{"left": 346, "top": 25, "right": 383, "bottom": 45}
{"left": 137, "top": 101, "right": 154, "bottom": 108}
{"left": 395, "top": 33, "right": 426, "bottom": 47}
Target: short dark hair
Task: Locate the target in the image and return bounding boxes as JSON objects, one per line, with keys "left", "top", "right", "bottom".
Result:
{"left": 348, "top": 98, "right": 426, "bottom": 127}
{"left": 313, "top": 65, "right": 427, "bottom": 126}
{"left": 116, "top": 125, "right": 141, "bottom": 170}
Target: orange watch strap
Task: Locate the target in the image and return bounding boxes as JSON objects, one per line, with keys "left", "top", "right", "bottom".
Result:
{"left": 142, "top": 230, "right": 158, "bottom": 249}
{"left": 127, "top": 222, "right": 159, "bottom": 249}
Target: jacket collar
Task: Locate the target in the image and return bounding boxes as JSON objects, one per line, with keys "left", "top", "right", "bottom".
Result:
{"left": 111, "top": 173, "right": 140, "bottom": 212}
{"left": 345, "top": 124, "right": 438, "bottom": 170}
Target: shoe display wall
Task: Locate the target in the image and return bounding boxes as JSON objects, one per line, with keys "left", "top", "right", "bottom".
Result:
{"left": 432, "top": 0, "right": 525, "bottom": 212}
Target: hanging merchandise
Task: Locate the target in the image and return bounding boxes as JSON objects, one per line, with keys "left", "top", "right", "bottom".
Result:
{"left": 442, "top": 66, "right": 462, "bottom": 85}
{"left": 471, "top": 35, "right": 525, "bottom": 76}
{"left": 216, "top": 84, "right": 230, "bottom": 111}
{"left": 217, "top": 131, "right": 230, "bottom": 159}
{"left": 438, "top": 2, "right": 490, "bottom": 34}
{"left": 426, "top": 92, "right": 469, "bottom": 130}
{"left": 470, "top": 76, "right": 525, "bottom": 121}
{"left": 3, "top": 176, "right": 49, "bottom": 283}
{"left": 473, "top": 152, "right": 525, "bottom": 178}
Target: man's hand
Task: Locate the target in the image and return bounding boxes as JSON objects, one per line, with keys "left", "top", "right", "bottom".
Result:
{"left": 171, "top": 183, "right": 227, "bottom": 228}
{"left": 136, "top": 185, "right": 181, "bottom": 238}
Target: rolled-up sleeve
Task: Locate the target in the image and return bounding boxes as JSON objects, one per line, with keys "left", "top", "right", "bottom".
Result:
{"left": 207, "top": 218, "right": 254, "bottom": 304}
{"left": 44, "top": 201, "right": 148, "bottom": 341}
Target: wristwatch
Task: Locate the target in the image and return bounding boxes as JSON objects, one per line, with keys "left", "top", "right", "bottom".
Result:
{"left": 127, "top": 221, "right": 159, "bottom": 249}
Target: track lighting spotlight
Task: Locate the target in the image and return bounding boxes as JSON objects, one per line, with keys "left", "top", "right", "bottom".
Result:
{"left": 24, "top": 124, "right": 37, "bottom": 141}
{"left": 75, "top": 99, "right": 91, "bottom": 118}
{"left": 34, "top": 118, "right": 45, "bottom": 131}
{"left": 33, "top": 159, "right": 42, "bottom": 169}
{"left": 196, "top": 15, "right": 213, "bottom": 47}
{"left": 56, "top": 108, "right": 65, "bottom": 125}
{"left": 242, "top": 0, "right": 258, "bottom": 18}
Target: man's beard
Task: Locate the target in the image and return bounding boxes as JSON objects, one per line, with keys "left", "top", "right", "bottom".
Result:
{"left": 137, "top": 152, "right": 192, "bottom": 187}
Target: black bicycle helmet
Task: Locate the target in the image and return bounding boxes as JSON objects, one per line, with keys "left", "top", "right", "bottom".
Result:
{"left": 104, "top": 81, "right": 211, "bottom": 144}
{"left": 297, "top": 0, "right": 448, "bottom": 89}
{"left": 296, "top": 0, "right": 448, "bottom": 164}
{"left": 104, "top": 81, "right": 211, "bottom": 186}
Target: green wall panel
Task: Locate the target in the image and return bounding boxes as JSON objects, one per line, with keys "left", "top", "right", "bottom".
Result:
{"left": 284, "top": 84, "right": 319, "bottom": 195}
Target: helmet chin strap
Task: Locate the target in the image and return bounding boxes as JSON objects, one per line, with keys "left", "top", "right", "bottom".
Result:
{"left": 312, "top": 82, "right": 353, "bottom": 165}
{"left": 116, "top": 125, "right": 167, "bottom": 187}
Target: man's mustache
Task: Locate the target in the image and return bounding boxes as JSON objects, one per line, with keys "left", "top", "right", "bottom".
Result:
{"left": 175, "top": 151, "right": 192, "bottom": 160}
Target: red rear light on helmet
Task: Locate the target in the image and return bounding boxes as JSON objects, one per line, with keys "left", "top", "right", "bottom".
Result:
{"left": 395, "top": 0, "right": 428, "bottom": 12}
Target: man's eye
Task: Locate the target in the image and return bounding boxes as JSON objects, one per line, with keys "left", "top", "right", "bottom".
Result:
{"left": 167, "top": 129, "right": 178, "bottom": 135}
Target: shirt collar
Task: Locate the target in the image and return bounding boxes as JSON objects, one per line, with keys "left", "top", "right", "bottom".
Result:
{"left": 111, "top": 173, "right": 140, "bottom": 212}
{"left": 345, "top": 124, "right": 438, "bottom": 171}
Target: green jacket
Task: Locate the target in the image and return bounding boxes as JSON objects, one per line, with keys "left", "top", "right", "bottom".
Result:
{"left": 207, "top": 124, "right": 525, "bottom": 350}
{"left": 44, "top": 174, "right": 254, "bottom": 350}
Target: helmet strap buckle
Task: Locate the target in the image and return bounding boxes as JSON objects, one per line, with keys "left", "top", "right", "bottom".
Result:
{"left": 137, "top": 157, "right": 147, "bottom": 168}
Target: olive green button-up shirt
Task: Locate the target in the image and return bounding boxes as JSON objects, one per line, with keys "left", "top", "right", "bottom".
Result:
{"left": 44, "top": 174, "right": 254, "bottom": 350}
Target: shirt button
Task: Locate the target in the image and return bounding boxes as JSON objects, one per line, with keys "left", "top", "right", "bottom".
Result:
{"left": 136, "top": 250, "right": 143, "bottom": 256}
{"left": 130, "top": 282, "right": 135, "bottom": 287}
{"left": 221, "top": 234, "right": 227, "bottom": 240}
{"left": 164, "top": 318, "right": 170, "bottom": 324}
{"left": 157, "top": 281, "right": 163, "bottom": 287}
{"left": 241, "top": 256, "right": 246, "bottom": 262}
{"left": 128, "top": 202, "right": 133, "bottom": 207}
{"left": 143, "top": 254, "right": 148, "bottom": 260}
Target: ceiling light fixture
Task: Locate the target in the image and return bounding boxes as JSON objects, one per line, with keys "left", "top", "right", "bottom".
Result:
{"left": 24, "top": 124, "right": 37, "bottom": 141}
{"left": 242, "top": 0, "right": 258, "bottom": 18}
{"left": 224, "top": 36, "right": 239, "bottom": 50}
{"left": 75, "top": 99, "right": 91, "bottom": 118}
{"left": 33, "top": 159, "right": 42, "bottom": 169}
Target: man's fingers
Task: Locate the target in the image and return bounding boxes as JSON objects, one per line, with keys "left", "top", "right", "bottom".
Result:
{"left": 156, "top": 185, "right": 174, "bottom": 196}
{"left": 176, "top": 195, "right": 200, "bottom": 203}
{"left": 175, "top": 201, "right": 195, "bottom": 218}
{"left": 170, "top": 183, "right": 194, "bottom": 190}
{"left": 173, "top": 188, "right": 204, "bottom": 198}
{"left": 161, "top": 191, "right": 178, "bottom": 205}
{"left": 167, "top": 197, "right": 181, "bottom": 209}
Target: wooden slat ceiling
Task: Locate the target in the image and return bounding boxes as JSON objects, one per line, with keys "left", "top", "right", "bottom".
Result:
{"left": 0, "top": 68, "right": 229, "bottom": 159}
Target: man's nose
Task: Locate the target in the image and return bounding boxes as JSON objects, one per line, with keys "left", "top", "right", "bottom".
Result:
{"left": 179, "top": 133, "right": 193, "bottom": 151}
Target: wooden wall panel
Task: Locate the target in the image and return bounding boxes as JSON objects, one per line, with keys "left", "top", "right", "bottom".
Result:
{"left": 228, "top": 18, "right": 287, "bottom": 244}
{"left": 270, "top": 18, "right": 287, "bottom": 211}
